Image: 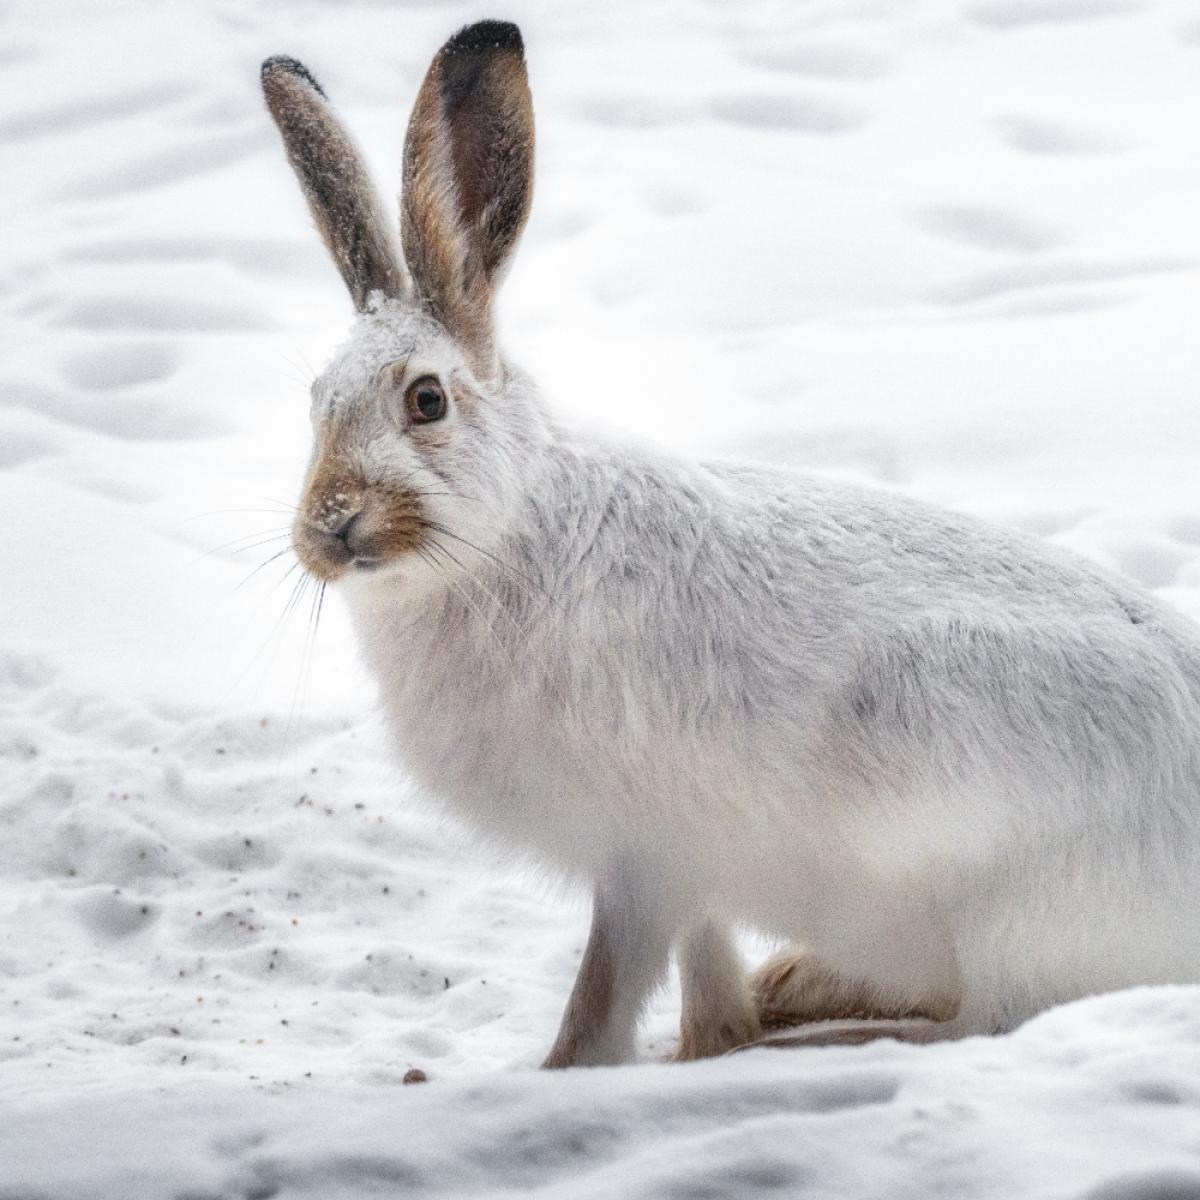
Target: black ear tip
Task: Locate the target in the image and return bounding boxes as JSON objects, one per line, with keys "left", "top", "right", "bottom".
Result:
{"left": 261, "top": 55, "right": 327, "bottom": 98}
{"left": 443, "top": 20, "right": 523, "bottom": 58}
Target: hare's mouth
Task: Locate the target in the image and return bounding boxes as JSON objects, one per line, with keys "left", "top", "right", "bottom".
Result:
{"left": 292, "top": 496, "right": 432, "bottom": 581}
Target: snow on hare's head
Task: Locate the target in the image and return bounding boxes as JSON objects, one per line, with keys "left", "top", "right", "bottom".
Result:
{"left": 262, "top": 22, "right": 541, "bottom": 584}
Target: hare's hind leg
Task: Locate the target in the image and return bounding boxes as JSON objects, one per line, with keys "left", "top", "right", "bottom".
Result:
{"left": 672, "top": 919, "right": 762, "bottom": 1062}
{"left": 740, "top": 950, "right": 962, "bottom": 1053}
{"left": 751, "top": 949, "right": 960, "bottom": 1028}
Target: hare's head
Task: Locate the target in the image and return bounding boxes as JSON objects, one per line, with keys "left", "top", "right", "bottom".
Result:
{"left": 262, "top": 22, "right": 542, "bottom": 584}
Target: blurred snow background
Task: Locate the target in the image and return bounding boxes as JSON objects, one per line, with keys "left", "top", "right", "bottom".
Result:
{"left": 2, "top": 1, "right": 1200, "bottom": 1196}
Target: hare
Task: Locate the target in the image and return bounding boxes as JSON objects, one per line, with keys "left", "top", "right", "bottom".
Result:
{"left": 262, "top": 21, "right": 1200, "bottom": 1067}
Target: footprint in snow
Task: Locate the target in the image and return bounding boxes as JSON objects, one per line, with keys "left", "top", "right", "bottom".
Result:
{"left": 1110, "top": 539, "right": 1190, "bottom": 591}
{"left": 1166, "top": 515, "right": 1200, "bottom": 548}
{"left": 1008, "top": 508, "right": 1095, "bottom": 539}
{"left": 54, "top": 293, "right": 275, "bottom": 334}
{"left": 928, "top": 256, "right": 1193, "bottom": 306}
{"left": 0, "top": 82, "right": 191, "bottom": 141}
{"left": 72, "top": 887, "right": 159, "bottom": 939}
{"left": 68, "top": 235, "right": 327, "bottom": 281}
{"left": 993, "top": 115, "right": 1130, "bottom": 156}
{"left": 964, "top": 0, "right": 1142, "bottom": 32}
{"left": 62, "top": 341, "right": 182, "bottom": 391}
{"left": 1083, "top": 1167, "right": 1200, "bottom": 1200}
{"left": 645, "top": 186, "right": 703, "bottom": 218}
{"left": 0, "top": 43, "right": 37, "bottom": 68}
{"left": 570, "top": 93, "right": 696, "bottom": 130}
{"left": 8, "top": 378, "right": 227, "bottom": 441}
{"left": 914, "top": 204, "right": 1065, "bottom": 255}
{"left": 709, "top": 92, "right": 868, "bottom": 134}
{"left": 991, "top": 290, "right": 1127, "bottom": 319}
{"left": 735, "top": 39, "right": 891, "bottom": 82}
{"left": 62, "top": 127, "right": 271, "bottom": 201}
{"left": 0, "top": 412, "right": 60, "bottom": 468}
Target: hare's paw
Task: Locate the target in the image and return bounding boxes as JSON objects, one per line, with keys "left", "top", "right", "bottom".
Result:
{"left": 672, "top": 998, "right": 761, "bottom": 1062}
{"left": 671, "top": 919, "right": 762, "bottom": 1062}
{"left": 734, "top": 1017, "right": 957, "bottom": 1052}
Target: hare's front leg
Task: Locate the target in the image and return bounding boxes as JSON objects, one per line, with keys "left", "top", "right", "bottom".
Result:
{"left": 672, "top": 919, "right": 761, "bottom": 1061}
{"left": 542, "top": 875, "right": 674, "bottom": 1068}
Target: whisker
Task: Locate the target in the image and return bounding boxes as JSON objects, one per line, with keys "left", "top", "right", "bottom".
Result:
{"left": 420, "top": 520, "right": 555, "bottom": 605}
{"left": 194, "top": 530, "right": 292, "bottom": 563}
{"left": 430, "top": 534, "right": 531, "bottom": 639}
{"left": 423, "top": 539, "right": 515, "bottom": 667}
{"left": 234, "top": 544, "right": 296, "bottom": 592}
{"left": 269, "top": 558, "right": 305, "bottom": 596}
{"left": 222, "top": 564, "right": 311, "bottom": 706}
{"left": 287, "top": 576, "right": 324, "bottom": 744}
{"left": 281, "top": 574, "right": 316, "bottom": 741}
{"left": 279, "top": 348, "right": 318, "bottom": 389}
{"left": 181, "top": 507, "right": 298, "bottom": 523}
{"left": 425, "top": 534, "right": 576, "bottom": 711}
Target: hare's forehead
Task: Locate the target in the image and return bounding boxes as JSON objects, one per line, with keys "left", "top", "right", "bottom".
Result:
{"left": 312, "top": 305, "right": 453, "bottom": 414}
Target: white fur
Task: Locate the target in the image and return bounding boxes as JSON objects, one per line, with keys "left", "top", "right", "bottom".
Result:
{"left": 273, "top": 32, "right": 1200, "bottom": 1064}
{"left": 337, "top": 351, "right": 1200, "bottom": 1045}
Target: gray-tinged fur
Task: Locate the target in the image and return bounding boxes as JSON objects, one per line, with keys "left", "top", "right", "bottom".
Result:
{"left": 262, "top": 56, "right": 406, "bottom": 310}
{"left": 267, "top": 22, "right": 1200, "bottom": 1066}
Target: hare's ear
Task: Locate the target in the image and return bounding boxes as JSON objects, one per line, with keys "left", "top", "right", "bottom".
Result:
{"left": 402, "top": 21, "right": 534, "bottom": 377}
{"left": 262, "top": 56, "right": 406, "bottom": 311}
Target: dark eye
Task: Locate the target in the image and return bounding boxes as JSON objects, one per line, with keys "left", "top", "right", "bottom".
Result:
{"left": 406, "top": 376, "right": 447, "bottom": 424}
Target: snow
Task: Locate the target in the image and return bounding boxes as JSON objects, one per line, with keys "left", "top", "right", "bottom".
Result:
{"left": 3, "top": 0, "right": 1200, "bottom": 1195}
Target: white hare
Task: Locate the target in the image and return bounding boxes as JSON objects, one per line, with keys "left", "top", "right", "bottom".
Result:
{"left": 262, "top": 21, "right": 1200, "bottom": 1067}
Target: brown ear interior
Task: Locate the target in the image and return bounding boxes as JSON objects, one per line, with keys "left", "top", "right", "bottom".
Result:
{"left": 262, "top": 56, "right": 406, "bottom": 311}
{"left": 401, "top": 22, "right": 534, "bottom": 370}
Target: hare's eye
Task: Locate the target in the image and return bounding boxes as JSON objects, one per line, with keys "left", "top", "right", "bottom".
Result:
{"left": 406, "top": 376, "right": 447, "bottom": 424}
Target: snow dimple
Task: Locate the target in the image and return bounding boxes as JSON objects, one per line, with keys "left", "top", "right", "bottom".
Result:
{"left": 735, "top": 39, "right": 891, "bottom": 82}
{"left": 62, "top": 341, "right": 183, "bottom": 391}
{"left": 71, "top": 886, "right": 161, "bottom": 939}
{"left": 708, "top": 92, "right": 868, "bottom": 134}
{"left": 569, "top": 93, "right": 697, "bottom": 129}
{"left": 63, "top": 235, "right": 329, "bottom": 282}
{"left": 964, "top": 0, "right": 1142, "bottom": 31}
{"left": 1119, "top": 1078, "right": 1194, "bottom": 1106}
{"left": 914, "top": 204, "right": 1065, "bottom": 255}
{"left": 927, "top": 256, "right": 1194, "bottom": 306}
{"left": 1109, "top": 539, "right": 1191, "bottom": 591}
{"left": 0, "top": 82, "right": 193, "bottom": 141}
{"left": 63, "top": 128, "right": 273, "bottom": 200}
{"left": 793, "top": 1070, "right": 901, "bottom": 1112}
{"left": 993, "top": 115, "right": 1130, "bottom": 156}
{"left": 334, "top": 948, "right": 458, "bottom": 999}
{"left": 55, "top": 293, "right": 276, "bottom": 333}
{"left": 7, "top": 376, "right": 228, "bottom": 441}
{"left": 1082, "top": 1168, "right": 1200, "bottom": 1200}
{"left": 0, "top": 412, "right": 59, "bottom": 468}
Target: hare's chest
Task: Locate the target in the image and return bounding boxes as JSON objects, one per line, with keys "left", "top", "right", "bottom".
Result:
{"left": 353, "top": 602, "right": 601, "bottom": 852}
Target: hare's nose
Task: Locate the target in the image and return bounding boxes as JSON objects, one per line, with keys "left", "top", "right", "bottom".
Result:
{"left": 306, "top": 509, "right": 364, "bottom": 566}
{"left": 329, "top": 510, "right": 362, "bottom": 548}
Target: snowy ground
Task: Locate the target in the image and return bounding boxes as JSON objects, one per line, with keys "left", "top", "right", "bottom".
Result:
{"left": 3, "top": 0, "right": 1200, "bottom": 1196}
